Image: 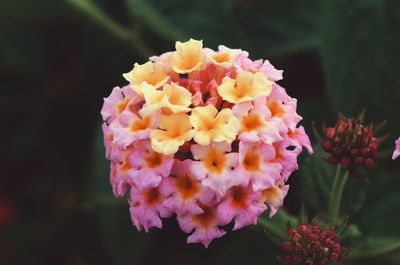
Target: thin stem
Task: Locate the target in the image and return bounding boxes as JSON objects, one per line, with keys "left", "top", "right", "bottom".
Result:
{"left": 332, "top": 171, "right": 349, "bottom": 218}
{"left": 66, "top": 0, "right": 153, "bottom": 59}
{"left": 328, "top": 164, "right": 341, "bottom": 217}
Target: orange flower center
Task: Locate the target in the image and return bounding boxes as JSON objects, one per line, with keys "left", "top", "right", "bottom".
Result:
{"left": 120, "top": 155, "right": 132, "bottom": 172}
{"left": 192, "top": 204, "right": 216, "bottom": 228}
{"left": 212, "top": 53, "right": 230, "bottom": 63}
{"left": 242, "top": 151, "right": 261, "bottom": 172}
{"left": 176, "top": 174, "right": 200, "bottom": 200}
{"left": 230, "top": 186, "right": 249, "bottom": 208}
{"left": 143, "top": 187, "right": 162, "bottom": 205}
{"left": 267, "top": 101, "right": 285, "bottom": 118}
{"left": 117, "top": 98, "right": 129, "bottom": 114}
{"left": 241, "top": 114, "right": 264, "bottom": 132}
{"left": 203, "top": 148, "right": 228, "bottom": 173}
{"left": 131, "top": 116, "right": 151, "bottom": 132}
{"left": 270, "top": 144, "right": 283, "bottom": 163}
{"left": 144, "top": 151, "right": 164, "bottom": 169}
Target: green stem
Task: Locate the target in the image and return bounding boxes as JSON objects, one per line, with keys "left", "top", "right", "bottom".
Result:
{"left": 328, "top": 164, "right": 341, "bottom": 217}
{"left": 333, "top": 171, "right": 349, "bottom": 217}
{"left": 66, "top": 0, "right": 153, "bottom": 59}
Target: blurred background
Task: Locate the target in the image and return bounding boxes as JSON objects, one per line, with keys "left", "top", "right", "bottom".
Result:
{"left": 1, "top": 0, "right": 400, "bottom": 264}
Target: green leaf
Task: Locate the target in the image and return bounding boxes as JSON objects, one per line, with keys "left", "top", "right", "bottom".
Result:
{"left": 125, "top": 0, "right": 187, "bottom": 42}
{"left": 349, "top": 237, "right": 400, "bottom": 260}
{"left": 320, "top": 0, "right": 400, "bottom": 137}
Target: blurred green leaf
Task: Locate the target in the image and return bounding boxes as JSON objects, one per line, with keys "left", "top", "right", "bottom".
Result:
{"left": 87, "top": 126, "right": 152, "bottom": 265}
{"left": 320, "top": 0, "right": 400, "bottom": 136}
{"left": 125, "top": 0, "right": 187, "bottom": 42}
{"left": 349, "top": 237, "right": 400, "bottom": 259}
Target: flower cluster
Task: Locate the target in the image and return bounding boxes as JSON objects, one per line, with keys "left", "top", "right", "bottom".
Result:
{"left": 321, "top": 116, "right": 380, "bottom": 175}
{"left": 101, "top": 39, "right": 312, "bottom": 247}
{"left": 281, "top": 223, "right": 347, "bottom": 265}
{"left": 393, "top": 137, "right": 400, "bottom": 160}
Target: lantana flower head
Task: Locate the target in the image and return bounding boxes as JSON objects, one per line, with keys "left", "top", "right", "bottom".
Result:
{"left": 101, "top": 39, "right": 312, "bottom": 247}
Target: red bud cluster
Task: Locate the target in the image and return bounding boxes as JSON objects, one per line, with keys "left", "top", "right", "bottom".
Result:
{"left": 321, "top": 117, "right": 380, "bottom": 174}
{"left": 281, "top": 223, "right": 347, "bottom": 265}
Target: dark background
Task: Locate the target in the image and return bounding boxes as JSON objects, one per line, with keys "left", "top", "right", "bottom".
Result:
{"left": 1, "top": 0, "right": 400, "bottom": 264}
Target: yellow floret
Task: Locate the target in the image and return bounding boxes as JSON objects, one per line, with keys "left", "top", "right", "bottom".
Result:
{"left": 123, "top": 62, "right": 169, "bottom": 95}
{"left": 190, "top": 105, "right": 240, "bottom": 145}
{"left": 140, "top": 82, "right": 192, "bottom": 116}
{"left": 150, "top": 113, "right": 194, "bottom": 155}
{"left": 217, "top": 71, "right": 272, "bottom": 104}
{"left": 170, "top": 39, "right": 206, "bottom": 74}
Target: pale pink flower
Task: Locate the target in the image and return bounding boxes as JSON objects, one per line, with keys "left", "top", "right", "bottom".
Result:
{"left": 110, "top": 147, "right": 135, "bottom": 197}
{"left": 217, "top": 184, "right": 267, "bottom": 230}
{"left": 128, "top": 140, "right": 174, "bottom": 189}
{"left": 234, "top": 55, "right": 283, "bottom": 82}
{"left": 101, "top": 85, "right": 140, "bottom": 121}
{"left": 102, "top": 123, "right": 122, "bottom": 161}
{"left": 190, "top": 141, "right": 244, "bottom": 196}
{"left": 260, "top": 181, "right": 289, "bottom": 217}
{"left": 270, "top": 139, "right": 301, "bottom": 181}
{"left": 393, "top": 137, "right": 400, "bottom": 160}
{"left": 239, "top": 141, "right": 282, "bottom": 191}
{"left": 288, "top": 126, "right": 314, "bottom": 154}
{"left": 233, "top": 100, "right": 284, "bottom": 144}
{"left": 129, "top": 184, "right": 172, "bottom": 232}
{"left": 177, "top": 199, "right": 226, "bottom": 248}
{"left": 265, "top": 84, "right": 302, "bottom": 130}
{"left": 160, "top": 160, "right": 214, "bottom": 215}
{"left": 109, "top": 109, "right": 159, "bottom": 148}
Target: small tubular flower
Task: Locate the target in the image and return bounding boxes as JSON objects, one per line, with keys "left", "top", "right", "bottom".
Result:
{"left": 190, "top": 105, "right": 240, "bottom": 145}
{"left": 239, "top": 141, "right": 282, "bottom": 191}
{"left": 233, "top": 100, "right": 284, "bottom": 144}
{"left": 392, "top": 137, "right": 400, "bottom": 160}
{"left": 160, "top": 160, "right": 214, "bottom": 215}
{"left": 129, "top": 184, "right": 172, "bottom": 232}
{"left": 128, "top": 140, "right": 174, "bottom": 189}
{"left": 123, "top": 62, "right": 169, "bottom": 95}
{"left": 109, "top": 110, "right": 158, "bottom": 148}
{"left": 217, "top": 71, "right": 272, "bottom": 104}
{"left": 260, "top": 181, "right": 288, "bottom": 217}
{"left": 190, "top": 141, "right": 243, "bottom": 195}
{"left": 217, "top": 184, "right": 266, "bottom": 230}
{"left": 150, "top": 113, "right": 194, "bottom": 155}
{"left": 204, "top": 45, "right": 247, "bottom": 68}
{"left": 101, "top": 85, "right": 139, "bottom": 121}
{"left": 101, "top": 39, "right": 312, "bottom": 247}
{"left": 170, "top": 39, "right": 206, "bottom": 74}
{"left": 177, "top": 201, "right": 226, "bottom": 248}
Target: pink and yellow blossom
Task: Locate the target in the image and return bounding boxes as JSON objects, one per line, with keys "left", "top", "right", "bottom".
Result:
{"left": 100, "top": 39, "right": 312, "bottom": 247}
